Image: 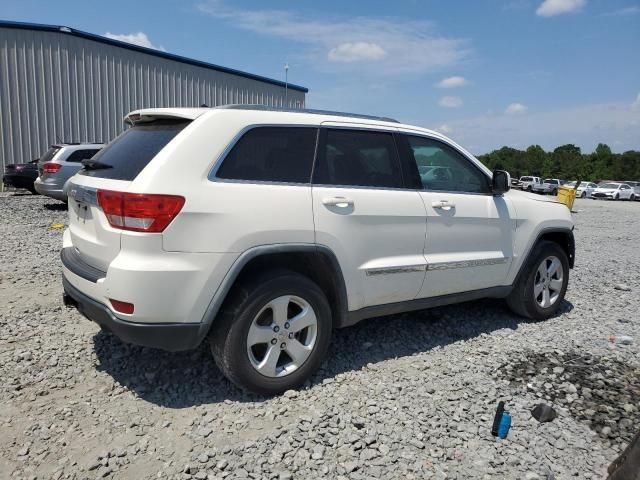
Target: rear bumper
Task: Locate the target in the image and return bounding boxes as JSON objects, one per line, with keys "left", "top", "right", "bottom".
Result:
{"left": 63, "top": 276, "right": 202, "bottom": 351}
{"left": 34, "top": 177, "right": 67, "bottom": 201}
{"left": 3, "top": 173, "right": 36, "bottom": 189}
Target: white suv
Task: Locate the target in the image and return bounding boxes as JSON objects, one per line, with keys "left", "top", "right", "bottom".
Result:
{"left": 61, "top": 106, "right": 575, "bottom": 395}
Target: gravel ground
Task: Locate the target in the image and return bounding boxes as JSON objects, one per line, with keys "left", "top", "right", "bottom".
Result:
{"left": 1, "top": 192, "right": 639, "bottom": 480}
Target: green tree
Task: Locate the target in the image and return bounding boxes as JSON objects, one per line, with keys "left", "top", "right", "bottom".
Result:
{"left": 477, "top": 143, "right": 639, "bottom": 181}
{"left": 525, "top": 145, "right": 546, "bottom": 176}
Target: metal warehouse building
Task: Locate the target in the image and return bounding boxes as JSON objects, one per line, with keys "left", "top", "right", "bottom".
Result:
{"left": 0, "top": 20, "right": 307, "bottom": 171}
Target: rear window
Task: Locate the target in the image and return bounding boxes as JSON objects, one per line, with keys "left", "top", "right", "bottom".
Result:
{"left": 39, "top": 146, "right": 61, "bottom": 163}
{"left": 80, "top": 121, "right": 189, "bottom": 180}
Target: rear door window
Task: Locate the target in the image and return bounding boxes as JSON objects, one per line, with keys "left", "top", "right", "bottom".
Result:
{"left": 313, "top": 129, "right": 403, "bottom": 188}
{"left": 216, "top": 127, "right": 317, "bottom": 183}
{"left": 80, "top": 120, "right": 189, "bottom": 180}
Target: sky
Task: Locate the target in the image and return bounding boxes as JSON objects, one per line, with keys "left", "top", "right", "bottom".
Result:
{"left": 2, "top": 0, "right": 639, "bottom": 154}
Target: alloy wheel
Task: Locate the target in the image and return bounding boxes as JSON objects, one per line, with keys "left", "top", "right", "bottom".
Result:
{"left": 246, "top": 295, "right": 318, "bottom": 378}
{"left": 533, "top": 256, "right": 564, "bottom": 308}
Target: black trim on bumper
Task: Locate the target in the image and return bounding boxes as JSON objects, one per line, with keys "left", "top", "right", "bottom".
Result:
{"left": 61, "top": 247, "right": 106, "bottom": 283}
{"left": 63, "top": 276, "right": 202, "bottom": 351}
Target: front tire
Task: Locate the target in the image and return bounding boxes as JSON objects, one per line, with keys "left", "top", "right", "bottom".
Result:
{"left": 580, "top": 191, "right": 586, "bottom": 198}
{"left": 507, "top": 241, "right": 569, "bottom": 320}
{"left": 209, "top": 270, "right": 332, "bottom": 395}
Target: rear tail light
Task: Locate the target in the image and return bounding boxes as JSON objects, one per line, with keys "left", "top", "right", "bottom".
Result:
{"left": 43, "top": 162, "right": 62, "bottom": 174}
{"left": 96, "top": 189, "right": 185, "bottom": 233}
{"left": 109, "top": 299, "right": 134, "bottom": 314}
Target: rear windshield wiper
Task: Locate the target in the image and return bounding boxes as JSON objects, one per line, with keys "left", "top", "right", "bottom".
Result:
{"left": 82, "top": 159, "right": 113, "bottom": 170}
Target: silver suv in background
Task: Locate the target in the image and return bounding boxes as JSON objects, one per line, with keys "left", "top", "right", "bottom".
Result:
{"left": 35, "top": 143, "right": 103, "bottom": 202}
{"left": 518, "top": 176, "right": 541, "bottom": 192}
{"left": 532, "top": 178, "right": 561, "bottom": 195}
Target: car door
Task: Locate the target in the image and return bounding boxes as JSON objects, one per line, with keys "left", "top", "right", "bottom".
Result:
{"left": 311, "top": 126, "right": 427, "bottom": 311}
{"left": 396, "top": 133, "right": 516, "bottom": 297}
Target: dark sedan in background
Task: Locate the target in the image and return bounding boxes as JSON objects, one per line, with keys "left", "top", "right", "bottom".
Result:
{"left": 2, "top": 159, "right": 39, "bottom": 193}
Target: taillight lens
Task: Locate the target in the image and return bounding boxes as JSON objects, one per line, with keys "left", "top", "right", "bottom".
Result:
{"left": 109, "top": 299, "right": 134, "bottom": 314}
{"left": 43, "top": 162, "right": 62, "bottom": 174}
{"left": 96, "top": 190, "right": 185, "bottom": 233}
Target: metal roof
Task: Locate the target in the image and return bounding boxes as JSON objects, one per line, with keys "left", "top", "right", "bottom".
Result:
{"left": 0, "top": 19, "right": 308, "bottom": 93}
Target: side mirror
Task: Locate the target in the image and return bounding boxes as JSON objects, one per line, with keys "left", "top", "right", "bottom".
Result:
{"left": 492, "top": 170, "right": 510, "bottom": 195}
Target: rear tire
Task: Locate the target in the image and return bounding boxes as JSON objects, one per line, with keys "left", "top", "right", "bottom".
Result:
{"left": 507, "top": 241, "right": 569, "bottom": 321}
{"left": 209, "top": 270, "right": 332, "bottom": 395}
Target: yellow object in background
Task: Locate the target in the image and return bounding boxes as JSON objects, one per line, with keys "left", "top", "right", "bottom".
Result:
{"left": 557, "top": 185, "right": 577, "bottom": 211}
{"left": 50, "top": 223, "right": 65, "bottom": 229}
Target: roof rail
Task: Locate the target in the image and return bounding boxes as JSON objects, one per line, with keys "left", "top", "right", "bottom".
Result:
{"left": 216, "top": 104, "right": 400, "bottom": 123}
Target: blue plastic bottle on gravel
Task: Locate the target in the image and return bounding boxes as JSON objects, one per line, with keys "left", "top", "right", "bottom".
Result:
{"left": 497, "top": 412, "right": 512, "bottom": 439}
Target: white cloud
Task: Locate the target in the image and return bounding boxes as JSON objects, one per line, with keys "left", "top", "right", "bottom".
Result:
{"left": 506, "top": 103, "right": 529, "bottom": 115}
{"left": 632, "top": 93, "right": 640, "bottom": 111}
{"left": 536, "top": 0, "right": 586, "bottom": 17}
{"left": 436, "top": 124, "right": 453, "bottom": 134}
{"left": 432, "top": 101, "right": 640, "bottom": 154}
{"left": 104, "top": 32, "right": 165, "bottom": 51}
{"left": 436, "top": 76, "right": 468, "bottom": 88}
{"left": 198, "top": 0, "right": 470, "bottom": 75}
{"left": 439, "top": 96, "right": 463, "bottom": 108}
{"left": 328, "top": 42, "right": 387, "bottom": 63}
{"left": 602, "top": 6, "right": 640, "bottom": 16}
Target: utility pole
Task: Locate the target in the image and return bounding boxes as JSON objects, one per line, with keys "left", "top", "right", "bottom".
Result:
{"left": 284, "top": 63, "right": 289, "bottom": 108}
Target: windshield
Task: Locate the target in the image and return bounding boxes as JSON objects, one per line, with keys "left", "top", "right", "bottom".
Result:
{"left": 566, "top": 181, "right": 576, "bottom": 187}
{"left": 599, "top": 183, "right": 619, "bottom": 189}
{"left": 544, "top": 179, "right": 557, "bottom": 184}
{"left": 80, "top": 120, "right": 190, "bottom": 180}
{"left": 521, "top": 177, "right": 532, "bottom": 181}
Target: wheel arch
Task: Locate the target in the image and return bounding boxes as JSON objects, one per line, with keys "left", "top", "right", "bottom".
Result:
{"left": 196, "top": 244, "right": 349, "bottom": 345}
{"left": 513, "top": 227, "right": 575, "bottom": 287}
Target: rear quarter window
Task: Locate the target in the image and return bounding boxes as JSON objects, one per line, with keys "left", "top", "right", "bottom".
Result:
{"left": 80, "top": 120, "right": 189, "bottom": 180}
{"left": 216, "top": 127, "right": 318, "bottom": 183}
{"left": 65, "top": 149, "right": 100, "bottom": 163}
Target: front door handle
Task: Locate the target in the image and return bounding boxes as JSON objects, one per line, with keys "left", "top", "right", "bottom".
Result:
{"left": 322, "top": 197, "right": 354, "bottom": 208}
{"left": 432, "top": 200, "right": 455, "bottom": 209}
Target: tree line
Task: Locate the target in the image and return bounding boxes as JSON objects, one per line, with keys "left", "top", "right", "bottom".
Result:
{"left": 477, "top": 144, "right": 640, "bottom": 181}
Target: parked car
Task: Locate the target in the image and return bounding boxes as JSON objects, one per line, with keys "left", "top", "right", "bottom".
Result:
{"left": 518, "top": 176, "right": 541, "bottom": 192}
{"left": 34, "top": 143, "right": 103, "bottom": 202}
{"left": 2, "top": 159, "right": 39, "bottom": 193}
{"left": 532, "top": 178, "right": 562, "bottom": 195}
{"left": 591, "top": 182, "right": 636, "bottom": 201}
{"left": 622, "top": 181, "right": 640, "bottom": 200}
{"left": 566, "top": 181, "right": 598, "bottom": 198}
{"left": 61, "top": 105, "right": 574, "bottom": 395}
{"left": 511, "top": 177, "right": 522, "bottom": 188}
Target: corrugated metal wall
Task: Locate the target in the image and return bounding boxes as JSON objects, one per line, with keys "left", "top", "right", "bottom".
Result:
{"left": 0, "top": 27, "right": 306, "bottom": 171}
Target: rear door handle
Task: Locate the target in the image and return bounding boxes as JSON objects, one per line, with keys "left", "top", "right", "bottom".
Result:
{"left": 432, "top": 200, "right": 455, "bottom": 209}
{"left": 322, "top": 197, "right": 354, "bottom": 207}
